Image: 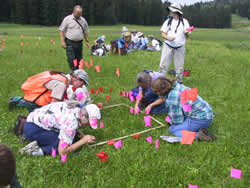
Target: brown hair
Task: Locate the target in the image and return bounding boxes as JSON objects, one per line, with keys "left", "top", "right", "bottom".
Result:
{"left": 49, "top": 70, "right": 66, "bottom": 75}
{"left": 151, "top": 76, "right": 175, "bottom": 96}
{"left": 0, "top": 143, "right": 16, "bottom": 186}
{"left": 136, "top": 72, "right": 151, "bottom": 86}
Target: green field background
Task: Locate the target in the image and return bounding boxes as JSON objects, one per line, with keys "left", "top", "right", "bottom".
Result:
{"left": 0, "top": 16, "right": 249, "bottom": 187}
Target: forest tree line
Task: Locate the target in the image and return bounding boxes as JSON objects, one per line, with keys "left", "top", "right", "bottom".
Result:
{"left": 0, "top": 0, "right": 249, "bottom": 28}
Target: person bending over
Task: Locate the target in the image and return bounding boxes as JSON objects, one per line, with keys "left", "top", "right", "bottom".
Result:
{"left": 19, "top": 102, "right": 101, "bottom": 156}
{"left": 10, "top": 69, "right": 89, "bottom": 112}
{"left": 134, "top": 71, "right": 167, "bottom": 115}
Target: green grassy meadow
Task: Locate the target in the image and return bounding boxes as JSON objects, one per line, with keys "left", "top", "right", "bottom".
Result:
{"left": 0, "top": 17, "right": 249, "bottom": 187}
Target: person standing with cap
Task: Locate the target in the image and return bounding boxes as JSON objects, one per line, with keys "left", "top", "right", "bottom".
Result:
{"left": 59, "top": 5, "right": 91, "bottom": 71}
{"left": 159, "top": 3, "right": 191, "bottom": 83}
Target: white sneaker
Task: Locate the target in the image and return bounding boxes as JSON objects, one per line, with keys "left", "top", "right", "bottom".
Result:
{"left": 19, "top": 141, "right": 38, "bottom": 154}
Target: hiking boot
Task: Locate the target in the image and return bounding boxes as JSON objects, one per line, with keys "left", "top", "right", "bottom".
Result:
{"left": 198, "top": 128, "right": 216, "bottom": 141}
{"left": 18, "top": 141, "right": 38, "bottom": 154}
{"left": 14, "top": 115, "right": 26, "bottom": 136}
{"left": 9, "top": 96, "right": 23, "bottom": 110}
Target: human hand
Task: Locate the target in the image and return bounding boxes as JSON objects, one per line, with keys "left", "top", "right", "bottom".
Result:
{"left": 184, "top": 29, "right": 190, "bottom": 34}
{"left": 167, "top": 36, "right": 176, "bottom": 41}
{"left": 86, "top": 42, "right": 91, "bottom": 48}
{"left": 134, "top": 104, "right": 139, "bottom": 114}
{"left": 82, "top": 135, "right": 96, "bottom": 144}
{"left": 61, "top": 41, "right": 66, "bottom": 49}
{"left": 145, "top": 105, "right": 152, "bottom": 114}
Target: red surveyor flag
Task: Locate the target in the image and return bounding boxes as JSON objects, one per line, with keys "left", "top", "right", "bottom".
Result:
{"left": 116, "top": 68, "right": 120, "bottom": 77}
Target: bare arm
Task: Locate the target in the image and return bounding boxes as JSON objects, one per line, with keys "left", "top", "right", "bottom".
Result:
{"left": 134, "top": 90, "right": 143, "bottom": 112}
{"left": 161, "top": 32, "right": 175, "bottom": 41}
{"left": 147, "top": 97, "right": 164, "bottom": 108}
{"left": 58, "top": 135, "right": 96, "bottom": 155}
{"left": 118, "top": 48, "right": 121, "bottom": 56}
{"left": 84, "top": 33, "right": 91, "bottom": 48}
{"left": 60, "top": 31, "right": 66, "bottom": 48}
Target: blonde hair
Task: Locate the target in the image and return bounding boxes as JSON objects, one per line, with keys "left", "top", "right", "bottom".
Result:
{"left": 151, "top": 76, "right": 175, "bottom": 96}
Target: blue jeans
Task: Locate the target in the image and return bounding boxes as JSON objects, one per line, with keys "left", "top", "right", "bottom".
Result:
{"left": 169, "top": 118, "right": 213, "bottom": 138}
{"left": 23, "top": 122, "right": 60, "bottom": 155}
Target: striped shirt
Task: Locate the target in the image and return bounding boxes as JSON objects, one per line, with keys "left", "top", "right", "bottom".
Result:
{"left": 59, "top": 14, "right": 89, "bottom": 41}
{"left": 165, "top": 83, "right": 213, "bottom": 125}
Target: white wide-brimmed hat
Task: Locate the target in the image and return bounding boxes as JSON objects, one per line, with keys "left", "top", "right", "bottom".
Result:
{"left": 168, "top": 3, "right": 183, "bottom": 15}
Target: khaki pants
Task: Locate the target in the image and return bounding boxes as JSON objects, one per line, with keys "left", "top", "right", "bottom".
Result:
{"left": 159, "top": 43, "right": 185, "bottom": 82}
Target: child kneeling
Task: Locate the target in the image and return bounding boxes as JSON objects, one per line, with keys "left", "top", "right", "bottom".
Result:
{"left": 151, "top": 77, "right": 216, "bottom": 141}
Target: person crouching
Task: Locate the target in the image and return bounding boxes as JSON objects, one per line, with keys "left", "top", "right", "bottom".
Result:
{"left": 19, "top": 101, "right": 101, "bottom": 156}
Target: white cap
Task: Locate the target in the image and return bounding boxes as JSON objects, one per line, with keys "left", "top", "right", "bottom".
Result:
{"left": 122, "top": 26, "right": 128, "bottom": 32}
{"left": 86, "top": 104, "right": 101, "bottom": 129}
{"left": 137, "top": 32, "right": 144, "bottom": 38}
{"left": 168, "top": 3, "right": 183, "bottom": 15}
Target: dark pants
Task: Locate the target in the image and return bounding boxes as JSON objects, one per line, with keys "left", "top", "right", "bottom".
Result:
{"left": 140, "top": 88, "right": 168, "bottom": 115}
{"left": 23, "top": 99, "right": 41, "bottom": 113}
{"left": 9, "top": 97, "right": 40, "bottom": 112}
{"left": 23, "top": 122, "right": 59, "bottom": 155}
{"left": 10, "top": 174, "right": 23, "bottom": 188}
{"left": 66, "top": 38, "right": 83, "bottom": 71}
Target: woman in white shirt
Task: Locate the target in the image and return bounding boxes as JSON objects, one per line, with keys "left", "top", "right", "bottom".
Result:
{"left": 159, "top": 3, "right": 191, "bottom": 83}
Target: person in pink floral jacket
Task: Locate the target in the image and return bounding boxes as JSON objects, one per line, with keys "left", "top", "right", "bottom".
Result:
{"left": 19, "top": 101, "right": 101, "bottom": 156}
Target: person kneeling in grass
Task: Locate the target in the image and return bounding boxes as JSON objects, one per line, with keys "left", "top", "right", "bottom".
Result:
{"left": 110, "top": 39, "right": 127, "bottom": 56}
{"left": 134, "top": 71, "right": 168, "bottom": 115}
{"left": 151, "top": 76, "right": 216, "bottom": 141}
{"left": 19, "top": 101, "right": 100, "bottom": 156}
